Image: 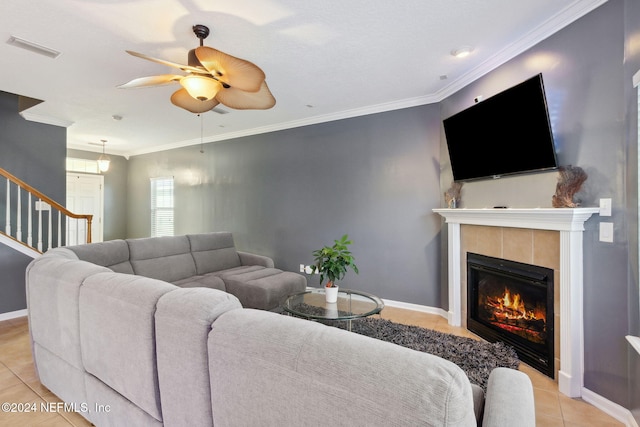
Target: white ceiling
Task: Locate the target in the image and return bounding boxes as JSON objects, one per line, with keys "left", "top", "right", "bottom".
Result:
{"left": 0, "top": 0, "right": 606, "bottom": 158}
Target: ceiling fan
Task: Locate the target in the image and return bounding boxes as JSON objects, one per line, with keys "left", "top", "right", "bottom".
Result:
{"left": 118, "top": 24, "right": 275, "bottom": 114}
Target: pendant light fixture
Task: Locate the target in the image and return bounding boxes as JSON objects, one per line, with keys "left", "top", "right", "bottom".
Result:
{"left": 98, "top": 139, "right": 110, "bottom": 172}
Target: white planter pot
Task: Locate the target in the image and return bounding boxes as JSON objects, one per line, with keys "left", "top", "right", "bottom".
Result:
{"left": 325, "top": 286, "right": 339, "bottom": 303}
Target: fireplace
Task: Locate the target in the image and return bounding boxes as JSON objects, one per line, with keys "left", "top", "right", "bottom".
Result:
{"left": 467, "top": 252, "right": 554, "bottom": 378}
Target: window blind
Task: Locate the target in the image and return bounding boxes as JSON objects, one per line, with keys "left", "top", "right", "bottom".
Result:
{"left": 150, "top": 177, "right": 174, "bottom": 237}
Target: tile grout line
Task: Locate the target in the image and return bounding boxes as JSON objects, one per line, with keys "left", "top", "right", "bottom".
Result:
{"left": 2, "top": 355, "right": 78, "bottom": 426}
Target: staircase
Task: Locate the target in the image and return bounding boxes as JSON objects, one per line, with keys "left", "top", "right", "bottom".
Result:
{"left": 0, "top": 167, "right": 93, "bottom": 257}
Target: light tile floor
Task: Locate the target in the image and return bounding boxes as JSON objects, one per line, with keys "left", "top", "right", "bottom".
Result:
{"left": 380, "top": 306, "right": 625, "bottom": 427}
{"left": 0, "top": 309, "right": 625, "bottom": 426}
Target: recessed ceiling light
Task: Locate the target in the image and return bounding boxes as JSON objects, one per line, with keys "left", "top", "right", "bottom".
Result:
{"left": 451, "top": 46, "right": 473, "bottom": 58}
{"left": 6, "top": 36, "right": 61, "bottom": 59}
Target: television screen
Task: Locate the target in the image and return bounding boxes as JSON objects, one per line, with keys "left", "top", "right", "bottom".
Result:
{"left": 443, "top": 74, "right": 558, "bottom": 182}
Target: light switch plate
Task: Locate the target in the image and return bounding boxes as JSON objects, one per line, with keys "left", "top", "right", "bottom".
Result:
{"left": 599, "top": 222, "right": 613, "bottom": 242}
{"left": 599, "top": 198, "right": 612, "bottom": 216}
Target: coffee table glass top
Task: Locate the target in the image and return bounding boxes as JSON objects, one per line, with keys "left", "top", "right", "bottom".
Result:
{"left": 282, "top": 288, "right": 384, "bottom": 321}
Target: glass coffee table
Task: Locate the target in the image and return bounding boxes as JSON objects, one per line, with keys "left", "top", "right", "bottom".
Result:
{"left": 281, "top": 288, "right": 384, "bottom": 331}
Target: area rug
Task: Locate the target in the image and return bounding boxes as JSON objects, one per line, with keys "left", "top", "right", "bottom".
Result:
{"left": 288, "top": 305, "right": 519, "bottom": 391}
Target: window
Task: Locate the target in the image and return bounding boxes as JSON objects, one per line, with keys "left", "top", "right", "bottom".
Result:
{"left": 150, "top": 177, "right": 174, "bottom": 237}
{"left": 66, "top": 157, "right": 99, "bottom": 174}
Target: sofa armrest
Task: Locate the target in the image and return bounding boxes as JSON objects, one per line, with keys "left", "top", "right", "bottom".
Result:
{"left": 237, "top": 251, "right": 274, "bottom": 268}
{"left": 482, "top": 367, "right": 535, "bottom": 427}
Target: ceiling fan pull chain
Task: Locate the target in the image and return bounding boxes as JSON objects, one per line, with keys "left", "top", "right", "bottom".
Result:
{"left": 199, "top": 113, "right": 204, "bottom": 154}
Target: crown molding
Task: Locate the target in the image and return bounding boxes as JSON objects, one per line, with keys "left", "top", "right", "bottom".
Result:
{"left": 121, "top": 0, "right": 608, "bottom": 157}
{"left": 126, "top": 94, "right": 440, "bottom": 157}
{"left": 433, "top": 0, "right": 609, "bottom": 102}
{"left": 19, "top": 111, "right": 74, "bottom": 128}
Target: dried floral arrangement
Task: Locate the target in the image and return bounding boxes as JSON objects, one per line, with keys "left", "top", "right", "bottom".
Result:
{"left": 552, "top": 165, "right": 587, "bottom": 208}
{"left": 445, "top": 182, "right": 463, "bottom": 208}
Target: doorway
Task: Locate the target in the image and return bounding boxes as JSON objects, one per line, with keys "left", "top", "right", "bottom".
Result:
{"left": 66, "top": 173, "right": 104, "bottom": 243}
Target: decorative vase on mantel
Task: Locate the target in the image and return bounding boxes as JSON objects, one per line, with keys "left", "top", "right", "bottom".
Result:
{"left": 444, "top": 182, "right": 463, "bottom": 209}
{"left": 552, "top": 165, "right": 587, "bottom": 208}
{"left": 325, "top": 283, "right": 339, "bottom": 303}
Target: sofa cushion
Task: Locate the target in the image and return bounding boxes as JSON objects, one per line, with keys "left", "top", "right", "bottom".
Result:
{"left": 128, "top": 235, "right": 197, "bottom": 282}
{"left": 66, "top": 240, "right": 134, "bottom": 274}
{"left": 26, "top": 253, "right": 111, "bottom": 370}
{"left": 32, "top": 343, "right": 89, "bottom": 418}
{"left": 208, "top": 309, "right": 477, "bottom": 426}
{"left": 187, "top": 232, "right": 242, "bottom": 275}
{"left": 85, "top": 374, "right": 163, "bottom": 427}
{"left": 172, "top": 274, "right": 226, "bottom": 291}
{"left": 214, "top": 265, "right": 266, "bottom": 279}
{"left": 155, "top": 288, "right": 241, "bottom": 427}
{"left": 79, "top": 272, "right": 176, "bottom": 422}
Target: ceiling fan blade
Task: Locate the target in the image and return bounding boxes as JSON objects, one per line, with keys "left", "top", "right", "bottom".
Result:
{"left": 117, "top": 74, "right": 183, "bottom": 89}
{"left": 195, "top": 46, "right": 265, "bottom": 93}
{"left": 126, "top": 50, "right": 205, "bottom": 74}
{"left": 170, "top": 88, "right": 220, "bottom": 114}
{"left": 215, "top": 81, "right": 276, "bottom": 110}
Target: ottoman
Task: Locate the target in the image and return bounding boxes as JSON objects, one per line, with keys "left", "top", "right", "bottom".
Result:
{"left": 221, "top": 268, "right": 307, "bottom": 310}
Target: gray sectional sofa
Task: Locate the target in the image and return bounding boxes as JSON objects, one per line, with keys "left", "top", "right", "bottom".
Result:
{"left": 59, "top": 232, "right": 306, "bottom": 310}
{"left": 26, "top": 232, "right": 535, "bottom": 426}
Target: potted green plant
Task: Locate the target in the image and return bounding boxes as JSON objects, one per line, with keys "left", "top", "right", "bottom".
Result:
{"left": 310, "top": 234, "right": 359, "bottom": 303}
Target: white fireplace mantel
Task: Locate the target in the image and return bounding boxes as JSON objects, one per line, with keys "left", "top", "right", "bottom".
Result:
{"left": 433, "top": 207, "right": 599, "bottom": 398}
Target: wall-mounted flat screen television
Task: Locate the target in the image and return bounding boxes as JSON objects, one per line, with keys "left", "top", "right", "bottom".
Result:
{"left": 443, "top": 74, "right": 558, "bottom": 182}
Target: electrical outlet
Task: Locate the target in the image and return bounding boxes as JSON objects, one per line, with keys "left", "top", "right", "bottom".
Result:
{"left": 300, "top": 265, "right": 319, "bottom": 274}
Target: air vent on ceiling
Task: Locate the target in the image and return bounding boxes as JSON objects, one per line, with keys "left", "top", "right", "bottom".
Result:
{"left": 7, "top": 36, "right": 61, "bottom": 59}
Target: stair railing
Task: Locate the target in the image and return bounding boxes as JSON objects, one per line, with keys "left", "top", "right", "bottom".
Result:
{"left": 0, "top": 168, "right": 92, "bottom": 253}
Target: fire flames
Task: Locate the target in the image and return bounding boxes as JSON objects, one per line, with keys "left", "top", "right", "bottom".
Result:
{"left": 495, "top": 289, "right": 544, "bottom": 322}
{"left": 482, "top": 287, "right": 547, "bottom": 344}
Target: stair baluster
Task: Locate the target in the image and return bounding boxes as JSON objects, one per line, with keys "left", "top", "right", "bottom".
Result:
{"left": 0, "top": 168, "right": 93, "bottom": 254}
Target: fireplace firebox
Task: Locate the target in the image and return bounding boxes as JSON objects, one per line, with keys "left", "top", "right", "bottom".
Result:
{"left": 467, "top": 252, "right": 554, "bottom": 378}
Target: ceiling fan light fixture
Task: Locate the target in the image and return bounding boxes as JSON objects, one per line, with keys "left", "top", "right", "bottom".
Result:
{"left": 121, "top": 24, "right": 274, "bottom": 112}
{"left": 180, "top": 75, "right": 221, "bottom": 101}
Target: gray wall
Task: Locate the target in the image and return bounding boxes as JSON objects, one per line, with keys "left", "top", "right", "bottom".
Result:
{"left": 122, "top": 0, "right": 638, "bottom": 417}
{"left": 127, "top": 105, "right": 443, "bottom": 305}
{"left": 440, "top": 0, "right": 638, "bottom": 414}
{"left": 0, "top": 92, "right": 66, "bottom": 200}
{"left": 0, "top": 91, "right": 66, "bottom": 313}
{"left": 66, "top": 148, "right": 128, "bottom": 241}
{"left": 623, "top": 0, "right": 640, "bottom": 421}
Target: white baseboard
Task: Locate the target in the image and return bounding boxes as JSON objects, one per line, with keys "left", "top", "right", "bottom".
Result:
{"left": 582, "top": 387, "right": 638, "bottom": 427}
{"left": 0, "top": 309, "right": 27, "bottom": 322}
{"left": 382, "top": 299, "right": 448, "bottom": 319}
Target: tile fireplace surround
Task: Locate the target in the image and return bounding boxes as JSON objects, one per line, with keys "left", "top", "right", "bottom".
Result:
{"left": 433, "top": 208, "right": 599, "bottom": 398}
